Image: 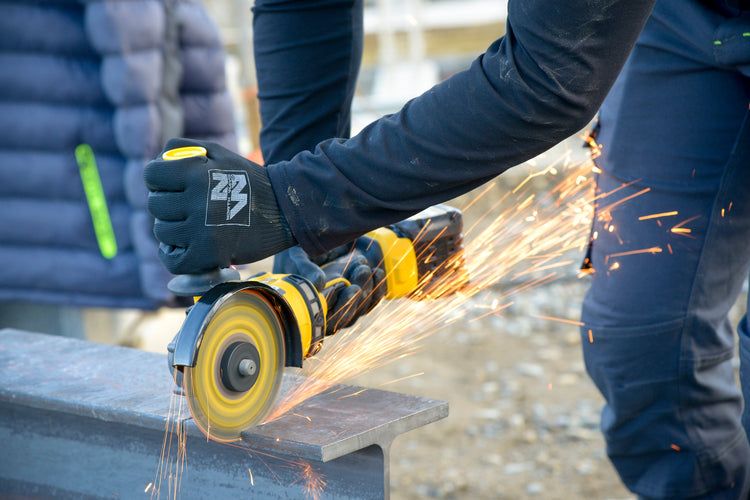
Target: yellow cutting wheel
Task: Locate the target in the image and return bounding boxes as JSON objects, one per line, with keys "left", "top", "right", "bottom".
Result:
{"left": 184, "top": 289, "right": 285, "bottom": 442}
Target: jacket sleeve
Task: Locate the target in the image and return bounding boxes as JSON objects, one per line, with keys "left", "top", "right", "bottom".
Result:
{"left": 266, "top": 0, "right": 657, "bottom": 256}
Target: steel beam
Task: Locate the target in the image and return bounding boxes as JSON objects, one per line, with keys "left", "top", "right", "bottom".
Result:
{"left": 0, "top": 329, "right": 447, "bottom": 499}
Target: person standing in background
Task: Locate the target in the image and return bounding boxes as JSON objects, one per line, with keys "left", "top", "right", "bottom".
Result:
{"left": 0, "top": 0, "right": 236, "bottom": 339}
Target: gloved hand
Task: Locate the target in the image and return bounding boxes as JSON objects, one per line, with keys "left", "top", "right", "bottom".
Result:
{"left": 144, "top": 138, "right": 296, "bottom": 275}
{"left": 273, "top": 238, "right": 387, "bottom": 335}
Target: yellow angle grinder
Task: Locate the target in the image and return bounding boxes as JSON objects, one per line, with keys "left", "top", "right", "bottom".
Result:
{"left": 162, "top": 146, "right": 466, "bottom": 442}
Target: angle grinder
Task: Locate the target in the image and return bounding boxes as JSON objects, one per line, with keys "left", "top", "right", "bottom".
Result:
{"left": 161, "top": 146, "right": 466, "bottom": 442}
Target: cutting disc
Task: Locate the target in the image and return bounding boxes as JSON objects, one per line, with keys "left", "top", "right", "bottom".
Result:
{"left": 184, "top": 289, "right": 285, "bottom": 442}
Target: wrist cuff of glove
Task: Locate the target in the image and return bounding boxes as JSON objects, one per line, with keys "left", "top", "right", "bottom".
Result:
{"left": 245, "top": 161, "right": 296, "bottom": 258}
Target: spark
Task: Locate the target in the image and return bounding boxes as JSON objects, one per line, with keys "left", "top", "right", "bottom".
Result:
{"left": 588, "top": 329, "right": 594, "bottom": 343}
{"left": 530, "top": 315, "right": 584, "bottom": 326}
{"left": 670, "top": 215, "right": 700, "bottom": 235}
{"left": 299, "top": 463, "right": 326, "bottom": 500}
{"left": 607, "top": 247, "right": 663, "bottom": 258}
{"left": 583, "top": 134, "right": 602, "bottom": 159}
{"left": 638, "top": 211, "right": 678, "bottom": 220}
{"left": 152, "top": 383, "right": 188, "bottom": 500}
{"left": 671, "top": 444, "right": 681, "bottom": 451}
{"left": 291, "top": 413, "right": 312, "bottom": 422}
{"left": 512, "top": 160, "right": 563, "bottom": 193}
{"left": 265, "top": 148, "right": 631, "bottom": 422}
{"left": 461, "top": 181, "right": 497, "bottom": 211}
{"left": 244, "top": 448, "right": 283, "bottom": 485}
{"left": 599, "top": 187, "right": 651, "bottom": 213}
{"left": 379, "top": 372, "right": 425, "bottom": 386}
{"left": 153, "top": 388, "right": 329, "bottom": 499}
{"left": 469, "top": 301, "right": 514, "bottom": 322}
{"left": 337, "top": 388, "right": 367, "bottom": 399}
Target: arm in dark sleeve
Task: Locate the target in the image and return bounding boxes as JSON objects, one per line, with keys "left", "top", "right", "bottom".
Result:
{"left": 266, "top": 0, "right": 656, "bottom": 255}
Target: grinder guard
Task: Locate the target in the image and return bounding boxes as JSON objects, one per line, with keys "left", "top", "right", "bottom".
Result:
{"left": 170, "top": 280, "right": 308, "bottom": 372}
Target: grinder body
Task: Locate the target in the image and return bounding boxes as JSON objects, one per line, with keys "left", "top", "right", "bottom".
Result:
{"left": 168, "top": 203, "right": 465, "bottom": 441}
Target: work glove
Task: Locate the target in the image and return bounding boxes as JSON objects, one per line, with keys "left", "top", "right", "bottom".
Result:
{"left": 273, "top": 238, "right": 387, "bottom": 335}
{"left": 144, "top": 138, "right": 296, "bottom": 275}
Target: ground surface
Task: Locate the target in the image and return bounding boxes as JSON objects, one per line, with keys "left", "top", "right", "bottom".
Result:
{"left": 354, "top": 279, "right": 633, "bottom": 500}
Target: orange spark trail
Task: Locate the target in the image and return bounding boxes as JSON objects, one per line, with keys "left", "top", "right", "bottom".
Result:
{"left": 265, "top": 149, "right": 635, "bottom": 422}
{"left": 530, "top": 315, "right": 584, "bottom": 326}
{"left": 379, "top": 372, "right": 425, "bottom": 386}
{"left": 298, "top": 463, "right": 327, "bottom": 500}
{"left": 468, "top": 301, "right": 514, "bottom": 322}
{"left": 152, "top": 382, "right": 329, "bottom": 500}
{"left": 638, "top": 211, "right": 678, "bottom": 220}
{"left": 152, "top": 385, "right": 188, "bottom": 500}
{"left": 607, "top": 247, "right": 663, "bottom": 258}
{"left": 671, "top": 215, "right": 700, "bottom": 235}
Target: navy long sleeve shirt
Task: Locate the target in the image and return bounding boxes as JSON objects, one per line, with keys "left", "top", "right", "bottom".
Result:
{"left": 266, "top": 0, "right": 657, "bottom": 255}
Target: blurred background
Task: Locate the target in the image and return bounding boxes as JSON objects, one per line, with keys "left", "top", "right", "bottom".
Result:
{"left": 201, "top": 0, "right": 508, "bottom": 155}
{"left": 87, "top": 2, "right": 747, "bottom": 499}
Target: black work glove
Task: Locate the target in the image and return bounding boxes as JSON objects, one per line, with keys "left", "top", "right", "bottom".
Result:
{"left": 273, "top": 238, "right": 387, "bottom": 335}
{"left": 144, "top": 138, "right": 296, "bottom": 275}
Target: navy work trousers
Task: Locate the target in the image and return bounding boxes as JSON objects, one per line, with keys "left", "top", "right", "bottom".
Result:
{"left": 581, "top": 0, "right": 750, "bottom": 497}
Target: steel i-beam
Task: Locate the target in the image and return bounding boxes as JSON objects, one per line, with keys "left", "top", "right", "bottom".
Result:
{"left": 0, "top": 329, "right": 447, "bottom": 499}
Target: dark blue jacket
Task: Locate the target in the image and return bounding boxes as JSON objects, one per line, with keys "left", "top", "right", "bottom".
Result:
{"left": 266, "top": 0, "right": 660, "bottom": 256}
{"left": 0, "top": 0, "right": 236, "bottom": 308}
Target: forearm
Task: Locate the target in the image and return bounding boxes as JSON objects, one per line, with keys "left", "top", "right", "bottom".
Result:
{"left": 253, "top": 0, "right": 363, "bottom": 163}
{"left": 268, "top": 0, "right": 656, "bottom": 255}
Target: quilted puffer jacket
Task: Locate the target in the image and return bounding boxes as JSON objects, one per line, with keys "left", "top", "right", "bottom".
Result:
{"left": 0, "top": 0, "right": 236, "bottom": 309}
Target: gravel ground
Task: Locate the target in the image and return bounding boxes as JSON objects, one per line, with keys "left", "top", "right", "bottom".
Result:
{"left": 351, "top": 278, "right": 633, "bottom": 500}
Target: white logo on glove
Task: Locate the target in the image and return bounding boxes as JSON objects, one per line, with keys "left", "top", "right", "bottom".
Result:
{"left": 206, "top": 169, "right": 250, "bottom": 226}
